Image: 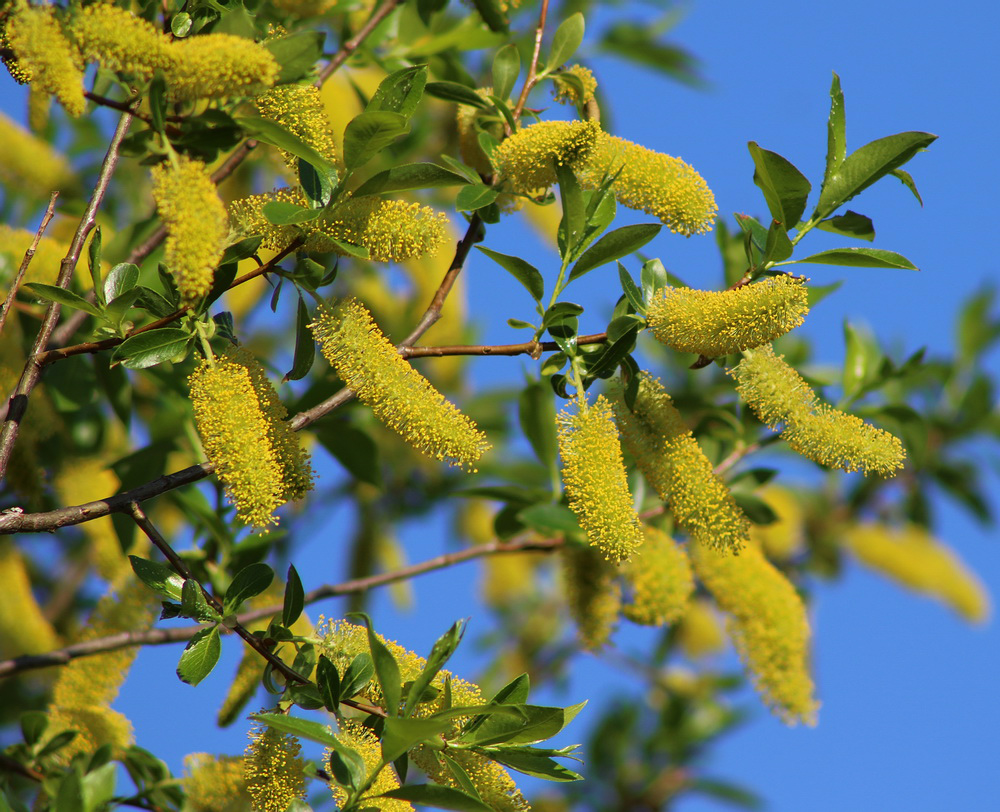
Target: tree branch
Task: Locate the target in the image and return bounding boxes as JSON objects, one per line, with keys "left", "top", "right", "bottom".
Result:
{"left": 0, "top": 192, "right": 58, "bottom": 334}
{"left": 402, "top": 332, "right": 607, "bottom": 359}
{"left": 317, "top": 0, "right": 405, "bottom": 83}
{"left": 511, "top": 0, "right": 550, "bottom": 122}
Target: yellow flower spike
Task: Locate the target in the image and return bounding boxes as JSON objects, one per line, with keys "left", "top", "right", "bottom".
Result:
{"left": 561, "top": 543, "right": 621, "bottom": 650}
{"left": 557, "top": 395, "right": 644, "bottom": 563}
{"left": 0, "top": 111, "right": 74, "bottom": 193}
{"left": 622, "top": 526, "right": 694, "bottom": 627}
{"left": 578, "top": 131, "right": 718, "bottom": 236}
{"left": 492, "top": 119, "right": 600, "bottom": 192}
{"left": 71, "top": 3, "right": 173, "bottom": 80}
{"left": 609, "top": 375, "right": 749, "bottom": 554}
{"left": 690, "top": 538, "right": 819, "bottom": 725}
{"left": 552, "top": 65, "right": 598, "bottom": 106}
{"left": 166, "top": 34, "right": 279, "bottom": 102}
{"left": 184, "top": 754, "right": 252, "bottom": 812}
{"left": 150, "top": 155, "right": 227, "bottom": 305}
{"left": 647, "top": 275, "right": 810, "bottom": 357}
{"left": 676, "top": 597, "right": 727, "bottom": 659}
{"left": 311, "top": 299, "right": 490, "bottom": 469}
{"left": 0, "top": 542, "right": 60, "bottom": 658}
{"left": 6, "top": 4, "right": 86, "bottom": 117}
{"left": 255, "top": 83, "right": 339, "bottom": 169}
{"left": 750, "top": 486, "right": 806, "bottom": 561}
{"left": 329, "top": 721, "right": 413, "bottom": 812}
{"left": 244, "top": 724, "right": 306, "bottom": 812}
{"left": 844, "top": 522, "right": 990, "bottom": 623}
{"left": 46, "top": 706, "right": 134, "bottom": 763}
{"left": 730, "top": 345, "right": 906, "bottom": 476}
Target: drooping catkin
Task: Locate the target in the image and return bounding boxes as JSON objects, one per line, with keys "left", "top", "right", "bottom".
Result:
{"left": 0, "top": 542, "right": 60, "bottom": 658}
{"left": 844, "top": 522, "right": 990, "bottom": 623}
{"left": 244, "top": 725, "right": 306, "bottom": 812}
{"left": 730, "top": 345, "right": 906, "bottom": 476}
{"left": 557, "top": 395, "right": 644, "bottom": 563}
{"left": 622, "top": 526, "right": 694, "bottom": 627}
{"left": 310, "top": 299, "right": 490, "bottom": 469}
{"left": 329, "top": 721, "right": 413, "bottom": 812}
{"left": 150, "top": 156, "right": 227, "bottom": 305}
{"left": 0, "top": 111, "right": 74, "bottom": 193}
{"left": 71, "top": 2, "right": 173, "bottom": 80}
{"left": 491, "top": 119, "right": 600, "bottom": 192}
{"left": 676, "top": 597, "right": 727, "bottom": 659}
{"left": 255, "top": 83, "right": 339, "bottom": 169}
{"left": 577, "top": 131, "right": 717, "bottom": 236}
{"left": 690, "top": 538, "right": 818, "bottom": 725}
{"left": 184, "top": 754, "right": 251, "bottom": 812}
{"left": 608, "top": 375, "right": 749, "bottom": 553}
{"left": 5, "top": 3, "right": 86, "bottom": 117}
{"left": 166, "top": 33, "right": 279, "bottom": 102}
{"left": 647, "top": 275, "right": 810, "bottom": 357}
{"left": 561, "top": 542, "right": 621, "bottom": 650}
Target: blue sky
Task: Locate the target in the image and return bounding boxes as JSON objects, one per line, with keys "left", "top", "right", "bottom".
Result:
{"left": 3, "top": 1, "right": 998, "bottom": 810}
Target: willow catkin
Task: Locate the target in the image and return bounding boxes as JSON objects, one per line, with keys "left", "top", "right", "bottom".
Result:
{"left": 184, "top": 754, "right": 251, "bottom": 812}
{"left": 491, "top": 119, "right": 600, "bottom": 192}
{"left": 329, "top": 722, "right": 413, "bottom": 812}
{"left": 622, "top": 526, "right": 694, "bottom": 627}
{"left": 166, "top": 33, "right": 279, "bottom": 102}
{"left": 244, "top": 725, "right": 306, "bottom": 812}
{"left": 255, "top": 83, "right": 339, "bottom": 169}
{"left": 561, "top": 542, "right": 621, "bottom": 650}
{"left": 71, "top": 2, "right": 173, "bottom": 80}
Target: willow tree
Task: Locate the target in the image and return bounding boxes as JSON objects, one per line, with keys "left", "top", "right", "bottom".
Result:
{"left": 0, "top": 1, "right": 993, "bottom": 810}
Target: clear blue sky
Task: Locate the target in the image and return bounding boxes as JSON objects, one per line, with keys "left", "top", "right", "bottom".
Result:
{"left": 3, "top": 2, "right": 998, "bottom": 810}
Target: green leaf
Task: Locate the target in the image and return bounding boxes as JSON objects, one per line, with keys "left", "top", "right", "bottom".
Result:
{"left": 129, "top": 555, "right": 184, "bottom": 601}
{"left": 236, "top": 115, "right": 337, "bottom": 181}
{"left": 790, "top": 247, "right": 918, "bottom": 270}
{"left": 23, "top": 283, "right": 102, "bottom": 318}
{"left": 378, "top": 785, "right": 493, "bottom": 812}
{"left": 617, "top": 263, "right": 644, "bottom": 314}
{"left": 347, "top": 612, "right": 402, "bottom": 716}
{"left": 176, "top": 626, "right": 221, "bottom": 686}
{"left": 518, "top": 380, "right": 558, "bottom": 472}
{"left": 299, "top": 159, "right": 333, "bottom": 208}
{"left": 842, "top": 321, "right": 881, "bottom": 399}
{"left": 747, "top": 143, "right": 811, "bottom": 231}
{"left": 640, "top": 257, "right": 668, "bottom": 305}
{"left": 250, "top": 712, "right": 340, "bottom": 747}
{"left": 816, "top": 131, "right": 937, "bottom": 218}
{"left": 223, "top": 562, "right": 274, "bottom": 615}
{"left": 220, "top": 235, "right": 264, "bottom": 265}
{"left": 582, "top": 322, "right": 640, "bottom": 380}
{"left": 690, "top": 778, "right": 764, "bottom": 810}
{"left": 262, "top": 200, "right": 320, "bottom": 226}
{"left": 556, "top": 163, "right": 585, "bottom": 262}
{"left": 21, "top": 711, "right": 48, "bottom": 746}
{"left": 180, "top": 579, "right": 222, "bottom": 623}
{"left": 762, "top": 220, "right": 794, "bottom": 264}
{"left": 469, "top": 0, "right": 508, "bottom": 33}
{"left": 81, "top": 761, "right": 117, "bottom": 812}
{"left": 824, "top": 72, "right": 846, "bottom": 189}
{"left": 265, "top": 31, "right": 326, "bottom": 84}
{"left": 492, "top": 44, "right": 520, "bottom": 101}
{"left": 343, "top": 111, "right": 410, "bottom": 171}
{"left": 816, "top": 211, "right": 875, "bottom": 241}
{"left": 286, "top": 295, "right": 316, "bottom": 382}
{"left": 568, "top": 223, "right": 661, "bottom": 284}
{"left": 517, "top": 503, "right": 580, "bottom": 535}
{"left": 88, "top": 227, "right": 103, "bottom": 307}
{"left": 600, "top": 23, "right": 703, "bottom": 86}
{"left": 459, "top": 702, "right": 584, "bottom": 747}
{"left": 425, "top": 81, "right": 492, "bottom": 109}
{"left": 476, "top": 247, "right": 544, "bottom": 302}
{"left": 103, "top": 287, "right": 143, "bottom": 331}
{"left": 354, "top": 163, "right": 471, "bottom": 197}
{"left": 733, "top": 213, "right": 768, "bottom": 261}
{"left": 731, "top": 492, "right": 777, "bottom": 525}
{"left": 340, "top": 652, "right": 376, "bottom": 699}
{"left": 456, "top": 184, "right": 498, "bottom": 212}
{"left": 890, "top": 168, "right": 924, "bottom": 206}
{"left": 957, "top": 287, "right": 1000, "bottom": 365}
{"left": 54, "top": 769, "right": 84, "bottom": 812}
{"left": 112, "top": 328, "right": 191, "bottom": 370}
{"left": 368, "top": 65, "right": 428, "bottom": 118}
{"left": 482, "top": 746, "right": 583, "bottom": 782}
{"left": 282, "top": 564, "right": 304, "bottom": 628}
{"left": 406, "top": 620, "right": 466, "bottom": 717}
{"left": 103, "top": 263, "right": 139, "bottom": 305}
{"left": 316, "top": 656, "right": 340, "bottom": 712}
{"left": 170, "top": 11, "right": 192, "bottom": 37}
{"left": 382, "top": 717, "right": 454, "bottom": 763}
{"left": 148, "top": 73, "right": 167, "bottom": 135}
{"left": 548, "top": 13, "right": 585, "bottom": 69}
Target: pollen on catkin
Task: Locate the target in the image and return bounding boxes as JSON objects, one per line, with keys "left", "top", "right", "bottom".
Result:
{"left": 552, "top": 64, "right": 598, "bottom": 106}
{"left": 255, "top": 83, "right": 339, "bottom": 169}
{"left": 491, "top": 119, "right": 600, "bottom": 192}
{"left": 557, "top": 395, "right": 644, "bottom": 563}
{"left": 0, "top": 111, "right": 74, "bottom": 193}
{"left": 578, "top": 132, "right": 717, "bottom": 236}
{"left": 244, "top": 724, "right": 306, "bottom": 812}
{"left": 622, "top": 526, "right": 694, "bottom": 627}
{"left": 561, "top": 542, "right": 621, "bottom": 650}
{"left": 609, "top": 375, "right": 749, "bottom": 553}
{"left": 150, "top": 156, "right": 227, "bottom": 305}
{"left": 0, "top": 542, "right": 60, "bottom": 658}
{"left": 184, "top": 754, "right": 251, "bottom": 812}
{"left": 310, "top": 299, "right": 490, "bottom": 469}
{"left": 71, "top": 3, "right": 173, "bottom": 80}
{"left": 5, "top": 4, "right": 86, "bottom": 117}
{"left": 730, "top": 345, "right": 906, "bottom": 476}
{"left": 690, "top": 538, "right": 818, "bottom": 725}
{"left": 329, "top": 721, "right": 413, "bottom": 812}
{"left": 844, "top": 522, "right": 990, "bottom": 623}
{"left": 166, "top": 33, "right": 279, "bottom": 102}
{"left": 647, "top": 275, "right": 810, "bottom": 357}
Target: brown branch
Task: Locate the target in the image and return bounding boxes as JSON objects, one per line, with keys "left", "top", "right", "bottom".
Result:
{"left": 511, "top": 0, "right": 551, "bottom": 122}
{"left": 402, "top": 332, "right": 607, "bottom": 359}
{"left": 0, "top": 535, "right": 564, "bottom": 678}
{"left": 317, "top": 0, "right": 405, "bottom": 83}
{"left": 0, "top": 107, "right": 135, "bottom": 481}
{"left": 0, "top": 192, "right": 58, "bottom": 334}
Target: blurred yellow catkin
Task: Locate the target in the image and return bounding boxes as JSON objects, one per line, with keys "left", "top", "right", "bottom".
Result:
{"left": 622, "top": 526, "right": 694, "bottom": 627}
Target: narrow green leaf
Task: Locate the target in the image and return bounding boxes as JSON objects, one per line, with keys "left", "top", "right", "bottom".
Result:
{"left": 890, "top": 168, "right": 924, "bottom": 206}
{"left": 378, "top": 784, "right": 493, "bottom": 812}
{"left": 180, "top": 579, "right": 222, "bottom": 623}
{"left": 348, "top": 612, "right": 402, "bottom": 716}
{"left": 382, "top": 717, "right": 454, "bottom": 763}
{"left": 343, "top": 111, "right": 409, "bottom": 171}
{"left": 747, "top": 143, "right": 811, "bottom": 231}
{"left": 23, "top": 283, "right": 102, "bottom": 318}
{"left": 824, "top": 72, "right": 846, "bottom": 185}
{"left": 54, "top": 769, "right": 84, "bottom": 812}
{"left": 406, "top": 620, "right": 466, "bottom": 717}
{"left": 518, "top": 380, "right": 558, "bottom": 472}
{"left": 103, "top": 287, "right": 143, "bottom": 331}
{"left": 425, "top": 81, "right": 492, "bottom": 109}
{"left": 548, "top": 13, "right": 585, "bottom": 69}
{"left": 517, "top": 503, "right": 580, "bottom": 534}
{"left": 492, "top": 44, "right": 520, "bottom": 101}
{"left": 129, "top": 555, "right": 184, "bottom": 601}
{"left": 250, "top": 712, "right": 340, "bottom": 747}
{"left": 286, "top": 296, "right": 316, "bottom": 382}
{"left": 367, "top": 66, "right": 428, "bottom": 118}
{"left": 790, "top": 247, "right": 918, "bottom": 270}
{"left": 617, "top": 263, "right": 644, "bottom": 314}
{"left": 582, "top": 323, "right": 639, "bottom": 380}
{"left": 640, "top": 258, "right": 669, "bottom": 305}
{"left": 354, "top": 163, "right": 471, "bottom": 197}
{"left": 81, "top": 760, "right": 118, "bottom": 810}
{"left": 483, "top": 746, "right": 583, "bottom": 782}
{"left": 220, "top": 235, "right": 264, "bottom": 265}
{"left": 262, "top": 200, "right": 320, "bottom": 226}
{"left": 88, "top": 227, "right": 103, "bottom": 307}
{"left": 176, "top": 626, "right": 221, "bottom": 685}
{"left": 441, "top": 753, "right": 485, "bottom": 802}
{"left": 476, "top": 247, "right": 544, "bottom": 302}
{"left": 265, "top": 31, "right": 326, "bottom": 84}
{"left": 731, "top": 492, "right": 778, "bottom": 525}
{"left": 340, "top": 652, "right": 376, "bottom": 698}
{"left": 469, "top": 0, "right": 508, "bottom": 33}
{"left": 842, "top": 321, "right": 881, "bottom": 399}
{"left": 236, "top": 115, "right": 337, "bottom": 181}
{"left": 21, "top": 711, "right": 49, "bottom": 746}
{"left": 816, "top": 211, "right": 875, "bottom": 241}
{"left": 282, "top": 564, "right": 304, "bottom": 628}
{"left": 223, "top": 563, "right": 274, "bottom": 615}
{"left": 556, "top": 162, "right": 585, "bottom": 262}
{"left": 317, "top": 656, "right": 341, "bottom": 712}
{"left": 456, "top": 184, "right": 498, "bottom": 212}
{"left": 733, "top": 213, "right": 768, "bottom": 260}
{"left": 568, "top": 223, "right": 661, "bottom": 283}
{"left": 112, "top": 328, "right": 191, "bottom": 370}
{"left": 104, "top": 263, "right": 139, "bottom": 304}
{"left": 299, "top": 159, "right": 333, "bottom": 208}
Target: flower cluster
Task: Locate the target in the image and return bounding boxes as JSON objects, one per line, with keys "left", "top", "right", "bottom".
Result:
{"left": 244, "top": 724, "right": 306, "bottom": 812}
{"left": 311, "top": 299, "right": 490, "bottom": 469}
{"left": 329, "top": 722, "right": 412, "bottom": 811}
{"left": 492, "top": 119, "right": 601, "bottom": 192}
{"left": 183, "top": 754, "right": 251, "bottom": 812}
{"left": 0, "top": 110, "right": 74, "bottom": 193}
{"left": 562, "top": 542, "right": 622, "bottom": 649}
{"left": 622, "top": 526, "right": 694, "bottom": 626}
{"left": 730, "top": 345, "right": 906, "bottom": 476}
{"left": 647, "top": 275, "right": 810, "bottom": 357}
{"left": 255, "top": 83, "right": 339, "bottom": 169}
{"left": 557, "top": 395, "right": 644, "bottom": 563}
{"left": 0, "top": 542, "right": 60, "bottom": 658}
{"left": 552, "top": 64, "right": 598, "bottom": 106}
{"left": 456, "top": 87, "right": 508, "bottom": 177}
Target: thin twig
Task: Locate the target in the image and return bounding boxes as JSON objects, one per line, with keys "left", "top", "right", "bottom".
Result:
{"left": 317, "top": 0, "right": 405, "bottom": 83}
{"left": 0, "top": 535, "right": 563, "bottom": 678}
{"left": 402, "top": 332, "right": 607, "bottom": 359}
{"left": 0, "top": 192, "right": 58, "bottom": 334}
{"left": 511, "top": 0, "right": 550, "bottom": 122}
{"left": 0, "top": 107, "right": 135, "bottom": 481}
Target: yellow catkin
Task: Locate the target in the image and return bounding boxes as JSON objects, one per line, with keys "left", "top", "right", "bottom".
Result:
{"left": 844, "top": 523, "right": 990, "bottom": 623}
{"left": 647, "top": 275, "right": 810, "bottom": 357}
{"left": 622, "top": 526, "right": 694, "bottom": 627}
{"left": 184, "top": 754, "right": 252, "bottom": 812}
{"left": 690, "top": 539, "right": 818, "bottom": 725}
{"left": 730, "top": 345, "right": 906, "bottom": 476}
{"left": 46, "top": 705, "right": 135, "bottom": 762}
{"left": 0, "top": 542, "right": 60, "bottom": 657}
{"left": 0, "top": 224, "right": 75, "bottom": 289}
{"left": 557, "top": 395, "right": 644, "bottom": 563}
{"left": 55, "top": 460, "right": 129, "bottom": 582}
{"left": 609, "top": 375, "right": 749, "bottom": 553}
{"left": 311, "top": 299, "right": 490, "bottom": 469}
{"left": 410, "top": 747, "right": 530, "bottom": 812}
{"left": 150, "top": 156, "right": 227, "bottom": 305}
{"left": 561, "top": 543, "right": 621, "bottom": 650}
{"left": 676, "top": 597, "right": 727, "bottom": 659}
{"left": 750, "top": 486, "right": 806, "bottom": 561}
{"left": 5, "top": 3, "right": 86, "bottom": 117}
{"left": 0, "top": 110, "right": 74, "bottom": 193}
{"left": 255, "top": 83, "right": 339, "bottom": 168}
{"left": 71, "top": 3, "right": 173, "bottom": 79}
{"left": 492, "top": 119, "right": 600, "bottom": 192}
{"left": 552, "top": 65, "right": 597, "bottom": 106}
{"left": 578, "top": 131, "right": 717, "bottom": 236}
{"left": 166, "top": 34, "right": 279, "bottom": 102}
{"left": 244, "top": 725, "right": 306, "bottom": 812}
{"left": 329, "top": 721, "right": 413, "bottom": 812}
